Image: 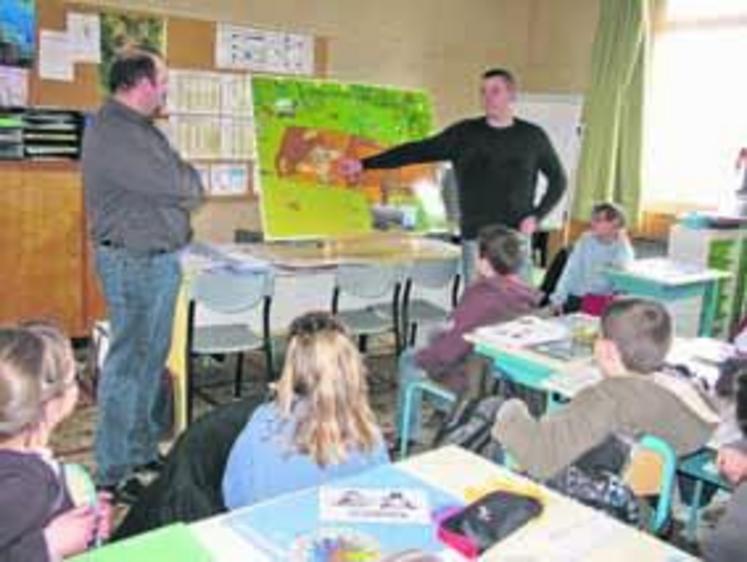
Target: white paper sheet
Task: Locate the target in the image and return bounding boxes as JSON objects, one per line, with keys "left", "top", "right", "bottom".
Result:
{"left": 0, "top": 66, "right": 28, "bottom": 106}
{"left": 67, "top": 12, "right": 101, "bottom": 63}
{"left": 319, "top": 487, "right": 431, "bottom": 525}
{"left": 216, "top": 23, "right": 314, "bottom": 75}
{"left": 39, "top": 30, "right": 74, "bottom": 81}
{"left": 472, "top": 316, "right": 570, "bottom": 349}
{"left": 209, "top": 163, "right": 249, "bottom": 196}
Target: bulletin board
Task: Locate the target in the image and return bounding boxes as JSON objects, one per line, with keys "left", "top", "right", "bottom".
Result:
{"left": 20, "top": 0, "right": 328, "bottom": 203}
{"left": 27, "top": 1, "right": 328, "bottom": 116}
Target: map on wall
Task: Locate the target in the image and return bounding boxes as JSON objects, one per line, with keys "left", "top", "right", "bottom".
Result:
{"left": 252, "top": 76, "right": 448, "bottom": 240}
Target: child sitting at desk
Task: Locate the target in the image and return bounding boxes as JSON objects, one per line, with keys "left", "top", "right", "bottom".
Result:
{"left": 0, "top": 323, "right": 112, "bottom": 562}
{"left": 222, "top": 311, "right": 389, "bottom": 509}
{"left": 702, "top": 372, "right": 747, "bottom": 562}
{"left": 549, "top": 202, "right": 634, "bottom": 315}
{"left": 396, "top": 224, "right": 541, "bottom": 443}
{"left": 492, "top": 298, "right": 719, "bottom": 482}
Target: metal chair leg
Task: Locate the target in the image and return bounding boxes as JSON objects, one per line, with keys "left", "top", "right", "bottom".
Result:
{"left": 234, "top": 352, "right": 244, "bottom": 397}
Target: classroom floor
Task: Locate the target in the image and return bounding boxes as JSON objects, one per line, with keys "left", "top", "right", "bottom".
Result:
{"left": 59, "top": 327, "right": 725, "bottom": 557}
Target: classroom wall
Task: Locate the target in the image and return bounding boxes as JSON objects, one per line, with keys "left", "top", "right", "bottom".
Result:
{"left": 67, "top": 0, "right": 599, "bottom": 239}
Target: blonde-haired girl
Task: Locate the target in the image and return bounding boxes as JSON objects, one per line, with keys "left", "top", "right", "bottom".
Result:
{"left": 0, "top": 323, "right": 112, "bottom": 561}
{"left": 222, "top": 311, "right": 389, "bottom": 508}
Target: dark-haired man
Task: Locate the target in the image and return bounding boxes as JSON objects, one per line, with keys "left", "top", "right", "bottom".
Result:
{"left": 82, "top": 48, "right": 204, "bottom": 500}
{"left": 340, "top": 69, "right": 567, "bottom": 283}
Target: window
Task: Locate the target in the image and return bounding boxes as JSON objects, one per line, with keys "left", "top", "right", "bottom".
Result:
{"left": 643, "top": 1, "right": 747, "bottom": 209}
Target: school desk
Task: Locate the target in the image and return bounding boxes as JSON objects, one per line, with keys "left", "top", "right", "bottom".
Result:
{"left": 604, "top": 258, "right": 731, "bottom": 337}
{"left": 187, "top": 446, "right": 696, "bottom": 561}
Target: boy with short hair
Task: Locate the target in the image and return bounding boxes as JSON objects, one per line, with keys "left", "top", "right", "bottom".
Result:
{"left": 492, "top": 298, "right": 719, "bottom": 481}
{"left": 549, "top": 202, "right": 634, "bottom": 314}
{"left": 396, "top": 224, "right": 541, "bottom": 441}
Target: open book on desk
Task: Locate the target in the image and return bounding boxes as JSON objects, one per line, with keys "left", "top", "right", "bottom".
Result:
{"left": 469, "top": 316, "right": 570, "bottom": 350}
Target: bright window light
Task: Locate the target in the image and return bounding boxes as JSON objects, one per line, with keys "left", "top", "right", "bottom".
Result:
{"left": 644, "top": 3, "right": 747, "bottom": 208}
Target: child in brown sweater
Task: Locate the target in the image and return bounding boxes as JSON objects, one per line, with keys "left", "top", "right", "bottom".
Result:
{"left": 492, "top": 298, "right": 719, "bottom": 480}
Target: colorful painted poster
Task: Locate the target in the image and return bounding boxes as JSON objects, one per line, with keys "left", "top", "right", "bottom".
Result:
{"left": 252, "top": 76, "right": 448, "bottom": 239}
{"left": 99, "top": 11, "right": 164, "bottom": 92}
{"left": 0, "top": 0, "right": 35, "bottom": 68}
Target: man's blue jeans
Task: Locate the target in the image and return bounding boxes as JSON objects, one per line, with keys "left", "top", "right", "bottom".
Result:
{"left": 93, "top": 246, "right": 181, "bottom": 486}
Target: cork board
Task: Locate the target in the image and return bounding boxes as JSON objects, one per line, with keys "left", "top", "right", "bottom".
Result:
{"left": 28, "top": 0, "right": 328, "bottom": 110}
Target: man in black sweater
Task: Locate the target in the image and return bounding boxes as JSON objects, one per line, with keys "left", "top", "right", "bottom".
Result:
{"left": 340, "top": 68, "right": 567, "bottom": 283}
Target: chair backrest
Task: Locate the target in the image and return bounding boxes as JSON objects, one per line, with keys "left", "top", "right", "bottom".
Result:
{"left": 334, "top": 263, "right": 402, "bottom": 300}
{"left": 407, "top": 257, "right": 461, "bottom": 289}
{"left": 623, "top": 434, "right": 677, "bottom": 534}
{"left": 191, "top": 269, "right": 274, "bottom": 314}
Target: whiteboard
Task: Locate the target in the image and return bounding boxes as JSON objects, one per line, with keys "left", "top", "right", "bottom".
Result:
{"left": 516, "top": 93, "right": 583, "bottom": 230}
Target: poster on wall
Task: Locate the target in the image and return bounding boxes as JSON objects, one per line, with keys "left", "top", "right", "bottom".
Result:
{"left": 99, "top": 11, "right": 164, "bottom": 92}
{"left": 252, "top": 76, "right": 448, "bottom": 240}
{"left": 216, "top": 24, "right": 314, "bottom": 76}
{"left": 0, "top": 0, "right": 36, "bottom": 68}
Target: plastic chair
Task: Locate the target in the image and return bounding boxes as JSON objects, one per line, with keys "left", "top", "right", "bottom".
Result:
{"left": 331, "top": 263, "right": 403, "bottom": 354}
{"left": 399, "top": 378, "right": 457, "bottom": 459}
{"left": 624, "top": 434, "right": 678, "bottom": 535}
{"left": 401, "top": 257, "right": 461, "bottom": 348}
{"left": 186, "top": 269, "right": 274, "bottom": 423}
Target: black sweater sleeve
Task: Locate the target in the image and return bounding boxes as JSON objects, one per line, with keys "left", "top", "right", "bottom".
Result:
{"left": 362, "top": 122, "right": 462, "bottom": 169}
{"left": 532, "top": 129, "right": 567, "bottom": 220}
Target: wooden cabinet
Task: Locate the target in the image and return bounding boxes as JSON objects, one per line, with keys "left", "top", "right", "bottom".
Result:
{"left": 0, "top": 162, "right": 95, "bottom": 337}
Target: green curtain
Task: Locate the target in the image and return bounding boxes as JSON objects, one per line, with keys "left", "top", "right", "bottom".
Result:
{"left": 572, "top": 0, "right": 659, "bottom": 227}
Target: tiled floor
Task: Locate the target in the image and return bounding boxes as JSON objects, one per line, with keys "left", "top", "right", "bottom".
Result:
{"left": 57, "top": 340, "right": 725, "bottom": 556}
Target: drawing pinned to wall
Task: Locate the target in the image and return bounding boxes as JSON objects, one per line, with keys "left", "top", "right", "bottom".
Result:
{"left": 252, "top": 76, "right": 447, "bottom": 239}
{"left": 216, "top": 24, "right": 314, "bottom": 75}
{"left": 0, "top": 0, "right": 36, "bottom": 68}
{"left": 99, "top": 11, "right": 164, "bottom": 92}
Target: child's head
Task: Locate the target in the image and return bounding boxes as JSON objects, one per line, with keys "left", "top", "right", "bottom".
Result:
{"left": 477, "top": 224, "right": 522, "bottom": 278}
{"left": 590, "top": 202, "right": 626, "bottom": 242}
{"left": 0, "top": 323, "right": 77, "bottom": 443}
{"left": 276, "top": 311, "right": 380, "bottom": 466}
{"left": 596, "top": 298, "right": 672, "bottom": 375}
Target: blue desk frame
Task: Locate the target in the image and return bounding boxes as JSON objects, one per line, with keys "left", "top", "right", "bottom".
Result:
{"left": 677, "top": 448, "right": 732, "bottom": 543}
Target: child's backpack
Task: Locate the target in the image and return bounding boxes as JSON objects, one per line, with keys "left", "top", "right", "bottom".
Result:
{"left": 546, "top": 435, "right": 644, "bottom": 528}
{"left": 432, "top": 395, "right": 505, "bottom": 462}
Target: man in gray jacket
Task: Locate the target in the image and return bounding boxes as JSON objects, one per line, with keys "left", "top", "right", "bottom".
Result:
{"left": 82, "top": 48, "right": 204, "bottom": 500}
